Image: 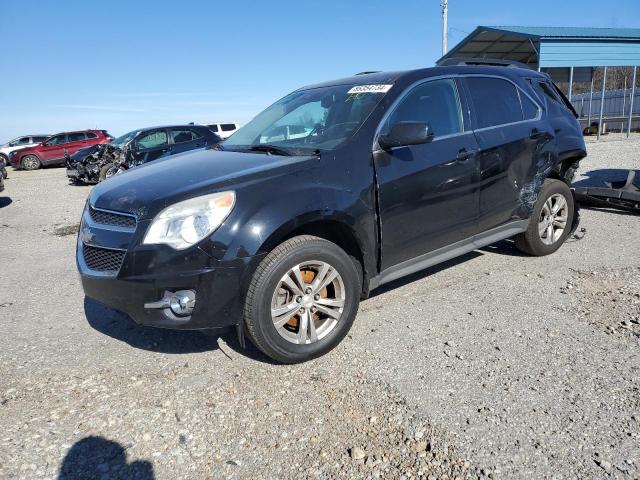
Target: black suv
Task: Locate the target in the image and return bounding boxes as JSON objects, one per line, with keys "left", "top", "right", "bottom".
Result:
{"left": 77, "top": 65, "right": 586, "bottom": 363}
{"left": 66, "top": 125, "right": 221, "bottom": 184}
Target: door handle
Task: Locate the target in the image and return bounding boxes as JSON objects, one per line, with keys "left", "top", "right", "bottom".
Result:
{"left": 530, "top": 128, "right": 544, "bottom": 139}
{"left": 456, "top": 148, "right": 475, "bottom": 162}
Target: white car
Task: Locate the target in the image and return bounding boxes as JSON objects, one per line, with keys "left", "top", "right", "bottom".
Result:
{"left": 0, "top": 135, "right": 50, "bottom": 166}
{"left": 206, "top": 123, "right": 238, "bottom": 139}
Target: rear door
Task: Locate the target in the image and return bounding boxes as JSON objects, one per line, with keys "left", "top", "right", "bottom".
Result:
{"left": 65, "top": 132, "right": 89, "bottom": 157}
{"left": 462, "top": 76, "right": 547, "bottom": 231}
{"left": 374, "top": 77, "right": 480, "bottom": 270}
{"left": 39, "top": 134, "right": 68, "bottom": 162}
{"left": 169, "top": 127, "right": 206, "bottom": 156}
{"left": 132, "top": 129, "right": 170, "bottom": 165}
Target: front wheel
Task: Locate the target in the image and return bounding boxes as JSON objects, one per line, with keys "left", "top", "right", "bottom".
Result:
{"left": 244, "top": 235, "right": 361, "bottom": 364}
{"left": 21, "top": 155, "right": 41, "bottom": 171}
{"left": 515, "top": 178, "right": 574, "bottom": 256}
{"left": 98, "top": 163, "right": 115, "bottom": 182}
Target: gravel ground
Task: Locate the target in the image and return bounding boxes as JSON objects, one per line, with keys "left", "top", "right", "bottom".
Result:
{"left": 1, "top": 136, "right": 639, "bottom": 479}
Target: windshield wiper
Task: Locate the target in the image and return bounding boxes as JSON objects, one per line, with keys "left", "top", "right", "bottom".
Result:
{"left": 247, "top": 145, "right": 293, "bottom": 156}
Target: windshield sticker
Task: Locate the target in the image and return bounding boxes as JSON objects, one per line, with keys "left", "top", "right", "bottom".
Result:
{"left": 347, "top": 84, "right": 393, "bottom": 94}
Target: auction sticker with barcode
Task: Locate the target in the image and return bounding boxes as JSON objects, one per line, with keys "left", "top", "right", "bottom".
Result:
{"left": 347, "top": 84, "right": 393, "bottom": 94}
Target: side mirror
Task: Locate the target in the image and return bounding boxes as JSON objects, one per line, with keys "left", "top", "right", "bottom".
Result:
{"left": 378, "top": 122, "right": 433, "bottom": 150}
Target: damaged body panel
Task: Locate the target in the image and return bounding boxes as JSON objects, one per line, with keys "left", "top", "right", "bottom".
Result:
{"left": 67, "top": 143, "right": 126, "bottom": 184}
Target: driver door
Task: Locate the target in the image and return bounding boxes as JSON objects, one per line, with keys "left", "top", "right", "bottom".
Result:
{"left": 39, "top": 134, "right": 68, "bottom": 162}
{"left": 132, "top": 129, "right": 170, "bottom": 165}
{"left": 373, "top": 78, "right": 480, "bottom": 270}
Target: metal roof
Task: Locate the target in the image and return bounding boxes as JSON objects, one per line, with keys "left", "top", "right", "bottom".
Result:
{"left": 439, "top": 26, "right": 640, "bottom": 69}
{"left": 482, "top": 26, "right": 640, "bottom": 41}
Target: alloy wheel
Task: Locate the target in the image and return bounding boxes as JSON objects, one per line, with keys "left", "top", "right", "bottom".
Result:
{"left": 538, "top": 193, "right": 568, "bottom": 245}
{"left": 270, "top": 261, "right": 345, "bottom": 345}
{"left": 22, "top": 156, "right": 39, "bottom": 170}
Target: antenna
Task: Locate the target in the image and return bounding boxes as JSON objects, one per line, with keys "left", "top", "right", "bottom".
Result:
{"left": 441, "top": 0, "right": 448, "bottom": 56}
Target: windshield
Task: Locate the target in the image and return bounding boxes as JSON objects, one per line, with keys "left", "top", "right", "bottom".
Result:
{"left": 111, "top": 130, "right": 139, "bottom": 147}
{"left": 223, "top": 83, "right": 391, "bottom": 154}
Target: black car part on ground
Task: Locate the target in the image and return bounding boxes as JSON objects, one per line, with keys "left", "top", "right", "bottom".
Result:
{"left": 67, "top": 144, "right": 127, "bottom": 184}
{"left": 575, "top": 170, "right": 640, "bottom": 213}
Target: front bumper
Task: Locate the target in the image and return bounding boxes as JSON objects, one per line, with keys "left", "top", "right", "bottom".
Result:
{"left": 77, "top": 204, "right": 261, "bottom": 330}
{"left": 80, "top": 260, "right": 250, "bottom": 329}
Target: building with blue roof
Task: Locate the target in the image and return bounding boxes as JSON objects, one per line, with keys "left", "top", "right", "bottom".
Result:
{"left": 438, "top": 26, "right": 640, "bottom": 136}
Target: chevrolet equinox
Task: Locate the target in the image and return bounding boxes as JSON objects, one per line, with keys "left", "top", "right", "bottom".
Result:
{"left": 77, "top": 65, "right": 586, "bottom": 363}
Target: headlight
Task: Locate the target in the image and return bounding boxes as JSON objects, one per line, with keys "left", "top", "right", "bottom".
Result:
{"left": 143, "top": 191, "right": 235, "bottom": 250}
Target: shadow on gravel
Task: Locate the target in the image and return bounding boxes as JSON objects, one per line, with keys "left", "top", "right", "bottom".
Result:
{"left": 58, "top": 436, "right": 154, "bottom": 480}
{"left": 0, "top": 197, "right": 12, "bottom": 208}
{"left": 481, "top": 239, "right": 528, "bottom": 257}
{"left": 84, "top": 297, "right": 277, "bottom": 363}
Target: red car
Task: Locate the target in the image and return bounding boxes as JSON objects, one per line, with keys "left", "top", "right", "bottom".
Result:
{"left": 10, "top": 130, "right": 112, "bottom": 170}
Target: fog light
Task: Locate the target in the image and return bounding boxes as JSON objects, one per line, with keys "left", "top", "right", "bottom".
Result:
{"left": 169, "top": 290, "right": 196, "bottom": 316}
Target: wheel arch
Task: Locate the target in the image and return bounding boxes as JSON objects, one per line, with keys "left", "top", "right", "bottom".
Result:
{"left": 251, "top": 215, "right": 372, "bottom": 298}
{"left": 549, "top": 149, "right": 587, "bottom": 185}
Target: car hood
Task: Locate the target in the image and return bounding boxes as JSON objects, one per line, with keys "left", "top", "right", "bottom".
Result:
{"left": 90, "top": 148, "right": 318, "bottom": 219}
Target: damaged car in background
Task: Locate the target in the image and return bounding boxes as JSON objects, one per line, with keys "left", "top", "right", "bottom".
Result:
{"left": 67, "top": 125, "right": 221, "bottom": 184}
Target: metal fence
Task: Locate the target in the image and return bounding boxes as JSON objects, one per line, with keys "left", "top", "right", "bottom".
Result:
{"left": 571, "top": 88, "right": 640, "bottom": 133}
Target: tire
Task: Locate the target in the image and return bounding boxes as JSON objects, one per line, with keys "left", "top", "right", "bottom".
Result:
{"left": 0, "top": 154, "right": 8, "bottom": 168}
{"left": 515, "top": 179, "right": 574, "bottom": 256}
{"left": 21, "top": 155, "right": 41, "bottom": 171}
{"left": 98, "top": 163, "right": 114, "bottom": 182}
{"left": 244, "top": 235, "right": 361, "bottom": 364}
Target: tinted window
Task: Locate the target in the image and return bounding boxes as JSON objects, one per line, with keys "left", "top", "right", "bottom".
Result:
{"left": 466, "top": 77, "right": 523, "bottom": 128}
{"left": 68, "top": 132, "right": 86, "bottom": 142}
{"left": 137, "top": 130, "right": 168, "bottom": 149}
{"left": 221, "top": 123, "right": 236, "bottom": 132}
{"left": 385, "top": 79, "right": 463, "bottom": 137}
{"left": 208, "top": 124, "right": 219, "bottom": 132}
{"left": 532, "top": 80, "right": 562, "bottom": 106}
{"left": 86, "top": 132, "right": 98, "bottom": 139}
{"left": 18, "top": 137, "right": 31, "bottom": 145}
{"left": 520, "top": 92, "right": 539, "bottom": 120}
{"left": 170, "top": 128, "right": 201, "bottom": 143}
{"left": 31, "top": 137, "right": 46, "bottom": 143}
{"left": 47, "top": 135, "right": 68, "bottom": 145}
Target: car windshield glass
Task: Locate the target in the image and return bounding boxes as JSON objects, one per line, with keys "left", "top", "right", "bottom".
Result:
{"left": 223, "top": 84, "right": 391, "bottom": 153}
{"left": 112, "top": 130, "right": 139, "bottom": 147}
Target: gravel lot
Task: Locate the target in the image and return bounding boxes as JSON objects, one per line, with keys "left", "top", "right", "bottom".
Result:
{"left": 1, "top": 136, "right": 639, "bottom": 479}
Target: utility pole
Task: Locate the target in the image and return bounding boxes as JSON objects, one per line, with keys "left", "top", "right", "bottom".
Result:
{"left": 441, "top": 0, "right": 448, "bottom": 56}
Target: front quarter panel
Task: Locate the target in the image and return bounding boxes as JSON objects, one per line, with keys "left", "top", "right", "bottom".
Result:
{"left": 203, "top": 152, "right": 378, "bottom": 281}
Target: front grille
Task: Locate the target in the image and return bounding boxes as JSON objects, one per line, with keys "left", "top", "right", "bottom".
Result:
{"left": 89, "top": 206, "right": 136, "bottom": 228}
{"left": 83, "top": 244, "right": 126, "bottom": 272}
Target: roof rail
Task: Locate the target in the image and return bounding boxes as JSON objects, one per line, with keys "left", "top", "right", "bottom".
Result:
{"left": 437, "top": 57, "right": 533, "bottom": 70}
{"left": 354, "top": 71, "right": 381, "bottom": 75}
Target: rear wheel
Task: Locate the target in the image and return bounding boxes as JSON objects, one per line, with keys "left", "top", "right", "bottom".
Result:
{"left": 21, "top": 155, "right": 41, "bottom": 171}
{"left": 515, "top": 179, "right": 574, "bottom": 256}
{"left": 244, "top": 235, "right": 361, "bottom": 364}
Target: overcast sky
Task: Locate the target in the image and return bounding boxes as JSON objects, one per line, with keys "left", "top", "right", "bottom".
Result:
{"left": 1, "top": 0, "right": 639, "bottom": 143}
